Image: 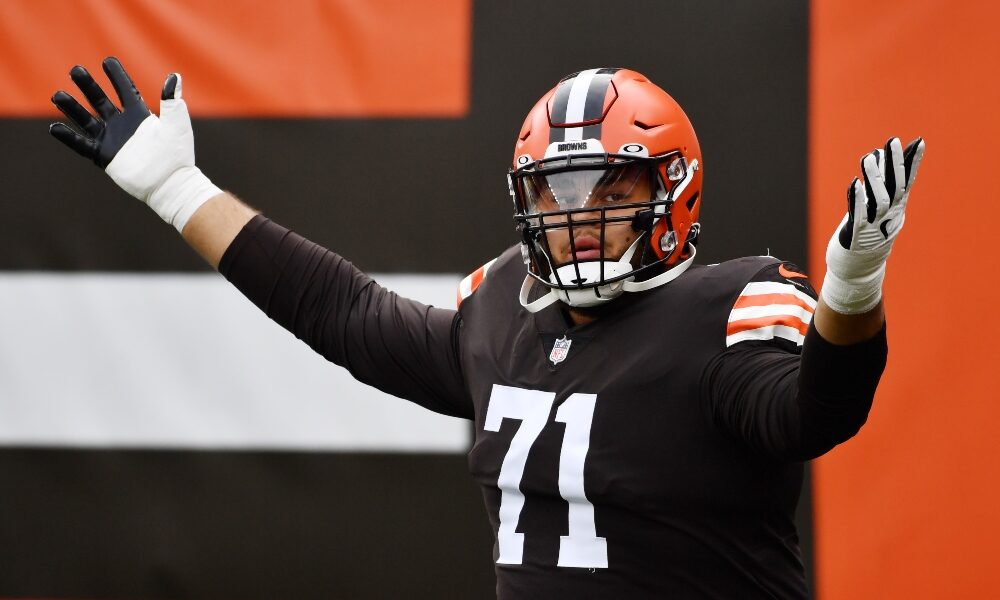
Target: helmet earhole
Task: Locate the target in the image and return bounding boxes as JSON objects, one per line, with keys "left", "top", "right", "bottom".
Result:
{"left": 686, "top": 191, "right": 700, "bottom": 212}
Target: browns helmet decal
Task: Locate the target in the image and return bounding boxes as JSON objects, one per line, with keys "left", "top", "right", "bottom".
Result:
{"left": 547, "top": 68, "right": 621, "bottom": 143}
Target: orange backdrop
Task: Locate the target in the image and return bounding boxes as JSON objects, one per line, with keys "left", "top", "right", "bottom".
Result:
{"left": 0, "top": 0, "right": 470, "bottom": 117}
{"left": 810, "top": 1, "right": 1000, "bottom": 598}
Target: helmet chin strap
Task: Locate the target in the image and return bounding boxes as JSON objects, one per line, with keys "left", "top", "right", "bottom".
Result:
{"left": 519, "top": 245, "right": 697, "bottom": 313}
{"left": 622, "top": 245, "right": 695, "bottom": 292}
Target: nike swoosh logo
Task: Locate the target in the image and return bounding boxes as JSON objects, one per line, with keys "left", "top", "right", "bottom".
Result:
{"left": 778, "top": 264, "right": 809, "bottom": 279}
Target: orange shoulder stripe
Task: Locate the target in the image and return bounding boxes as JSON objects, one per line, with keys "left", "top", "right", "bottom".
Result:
{"left": 726, "top": 314, "right": 810, "bottom": 336}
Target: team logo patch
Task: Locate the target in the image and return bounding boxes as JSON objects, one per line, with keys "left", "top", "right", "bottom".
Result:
{"left": 549, "top": 335, "right": 572, "bottom": 365}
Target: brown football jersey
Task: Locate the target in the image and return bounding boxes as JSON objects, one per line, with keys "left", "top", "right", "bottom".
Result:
{"left": 458, "top": 245, "right": 813, "bottom": 599}
{"left": 222, "top": 217, "right": 886, "bottom": 599}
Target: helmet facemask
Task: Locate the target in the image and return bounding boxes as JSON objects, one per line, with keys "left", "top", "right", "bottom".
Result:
{"left": 511, "top": 151, "right": 693, "bottom": 310}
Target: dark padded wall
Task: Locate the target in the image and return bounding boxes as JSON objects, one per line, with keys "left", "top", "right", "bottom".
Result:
{"left": 0, "top": 1, "right": 810, "bottom": 597}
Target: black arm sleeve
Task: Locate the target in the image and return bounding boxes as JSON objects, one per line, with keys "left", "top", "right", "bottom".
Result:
{"left": 701, "top": 322, "right": 888, "bottom": 461}
{"left": 218, "top": 216, "right": 472, "bottom": 419}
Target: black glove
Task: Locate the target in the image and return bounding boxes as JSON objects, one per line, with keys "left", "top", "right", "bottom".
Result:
{"left": 48, "top": 57, "right": 221, "bottom": 231}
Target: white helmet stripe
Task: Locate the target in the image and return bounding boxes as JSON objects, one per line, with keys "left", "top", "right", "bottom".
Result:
{"left": 548, "top": 68, "right": 620, "bottom": 143}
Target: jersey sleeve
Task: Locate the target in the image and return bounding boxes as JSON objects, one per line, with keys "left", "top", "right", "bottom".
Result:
{"left": 701, "top": 260, "right": 887, "bottom": 461}
{"left": 218, "top": 216, "right": 472, "bottom": 419}
{"left": 724, "top": 261, "right": 817, "bottom": 350}
{"left": 456, "top": 256, "right": 499, "bottom": 308}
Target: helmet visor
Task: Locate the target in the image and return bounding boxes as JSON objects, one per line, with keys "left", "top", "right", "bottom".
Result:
{"left": 520, "top": 162, "right": 656, "bottom": 215}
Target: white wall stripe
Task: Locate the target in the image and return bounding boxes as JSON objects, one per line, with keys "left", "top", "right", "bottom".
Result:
{"left": 0, "top": 273, "right": 468, "bottom": 452}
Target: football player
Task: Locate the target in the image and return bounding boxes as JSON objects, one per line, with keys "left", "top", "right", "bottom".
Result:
{"left": 50, "top": 58, "right": 923, "bottom": 598}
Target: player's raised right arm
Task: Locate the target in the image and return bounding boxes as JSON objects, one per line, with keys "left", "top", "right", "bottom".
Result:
{"left": 180, "top": 193, "right": 257, "bottom": 268}
{"left": 49, "top": 57, "right": 255, "bottom": 268}
{"left": 50, "top": 58, "right": 472, "bottom": 418}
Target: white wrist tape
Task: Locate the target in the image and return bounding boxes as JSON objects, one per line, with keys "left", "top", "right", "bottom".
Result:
{"left": 821, "top": 228, "right": 891, "bottom": 314}
{"left": 104, "top": 95, "right": 221, "bottom": 232}
{"left": 821, "top": 265, "right": 885, "bottom": 314}
{"left": 147, "top": 166, "right": 223, "bottom": 232}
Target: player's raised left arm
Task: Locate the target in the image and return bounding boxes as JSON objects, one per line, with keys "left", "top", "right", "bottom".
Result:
{"left": 813, "top": 137, "right": 925, "bottom": 344}
{"left": 703, "top": 138, "right": 925, "bottom": 460}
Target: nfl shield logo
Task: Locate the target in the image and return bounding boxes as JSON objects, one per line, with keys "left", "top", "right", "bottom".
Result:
{"left": 549, "top": 335, "right": 572, "bottom": 365}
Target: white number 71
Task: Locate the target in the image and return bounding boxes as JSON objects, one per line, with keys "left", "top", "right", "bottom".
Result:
{"left": 484, "top": 384, "right": 608, "bottom": 569}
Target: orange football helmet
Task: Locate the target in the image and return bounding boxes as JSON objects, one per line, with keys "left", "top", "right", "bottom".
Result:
{"left": 509, "top": 68, "right": 703, "bottom": 311}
